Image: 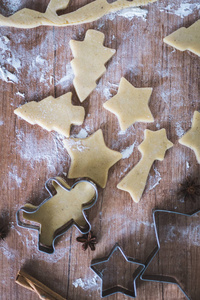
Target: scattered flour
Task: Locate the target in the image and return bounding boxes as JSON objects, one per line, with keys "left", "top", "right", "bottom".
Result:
{"left": 73, "top": 274, "right": 100, "bottom": 291}
{"left": 15, "top": 129, "right": 67, "bottom": 174}
{"left": 109, "top": 7, "right": 148, "bottom": 21}
{"left": 175, "top": 122, "right": 185, "bottom": 138}
{"left": 165, "top": 223, "right": 200, "bottom": 246}
{"left": 147, "top": 167, "right": 162, "bottom": 191}
{"left": 121, "top": 142, "right": 135, "bottom": 159}
{"left": 56, "top": 63, "right": 74, "bottom": 88}
{"left": 159, "top": 0, "right": 200, "bottom": 18}
{"left": 72, "top": 128, "right": 88, "bottom": 139}
{"left": 186, "top": 161, "right": 190, "bottom": 169}
{"left": 8, "top": 166, "right": 22, "bottom": 188}
{"left": 16, "top": 91, "right": 25, "bottom": 98}
{"left": 0, "top": 118, "right": 3, "bottom": 126}
{"left": 2, "top": 0, "right": 22, "bottom": 14}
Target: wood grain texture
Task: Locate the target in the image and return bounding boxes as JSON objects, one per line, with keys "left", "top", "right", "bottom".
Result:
{"left": 0, "top": 1, "right": 199, "bottom": 300}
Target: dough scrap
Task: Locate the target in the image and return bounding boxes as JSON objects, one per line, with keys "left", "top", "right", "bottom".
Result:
{"left": 14, "top": 92, "right": 85, "bottom": 137}
{"left": 164, "top": 19, "right": 200, "bottom": 57}
{"left": 0, "top": 0, "right": 158, "bottom": 28}
{"left": 23, "top": 179, "right": 96, "bottom": 248}
{"left": 63, "top": 129, "right": 122, "bottom": 188}
{"left": 70, "top": 30, "right": 116, "bottom": 102}
{"left": 179, "top": 111, "right": 200, "bottom": 163}
{"left": 103, "top": 77, "right": 154, "bottom": 131}
{"left": 117, "top": 129, "right": 173, "bottom": 203}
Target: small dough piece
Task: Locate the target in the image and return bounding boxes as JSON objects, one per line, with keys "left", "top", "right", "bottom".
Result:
{"left": 23, "top": 180, "right": 96, "bottom": 247}
{"left": 14, "top": 92, "right": 85, "bottom": 137}
{"left": 164, "top": 20, "right": 200, "bottom": 57}
{"left": 70, "top": 30, "right": 116, "bottom": 102}
{"left": 103, "top": 77, "right": 154, "bottom": 131}
{"left": 117, "top": 129, "right": 173, "bottom": 203}
{"left": 63, "top": 129, "right": 122, "bottom": 188}
{"left": 0, "top": 0, "right": 158, "bottom": 28}
{"left": 179, "top": 111, "right": 200, "bottom": 163}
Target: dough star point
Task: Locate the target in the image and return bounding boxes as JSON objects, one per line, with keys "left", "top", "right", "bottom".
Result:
{"left": 63, "top": 129, "right": 122, "bottom": 188}
{"left": 179, "top": 111, "right": 200, "bottom": 163}
{"left": 103, "top": 77, "right": 154, "bottom": 131}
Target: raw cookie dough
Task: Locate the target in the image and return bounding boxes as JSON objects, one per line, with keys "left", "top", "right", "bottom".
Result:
{"left": 179, "top": 111, "right": 200, "bottom": 163}
{"left": 14, "top": 92, "right": 85, "bottom": 137}
{"left": 23, "top": 179, "right": 96, "bottom": 248}
{"left": 70, "top": 30, "right": 116, "bottom": 102}
{"left": 103, "top": 77, "right": 154, "bottom": 131}
{"left": 0, "top": 0, "right": 158, "bottom": 28}
{"left": 117, "top": 129, "right": 173, "bottom": 203}
{"left": 63, "top": 129, "right": 122, "bottom": 188}
{"left": 164, "top": 19, "right": 200, "bottom": 57}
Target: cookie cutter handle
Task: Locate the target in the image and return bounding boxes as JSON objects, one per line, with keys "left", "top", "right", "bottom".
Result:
{"left": 16, "top": 207, "right": 40, "bottom": 231}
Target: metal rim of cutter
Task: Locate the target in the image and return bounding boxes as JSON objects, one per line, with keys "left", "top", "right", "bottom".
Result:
{"left": 90, "top": 243, "right": 145, "bottom": 298}
{"left": 140, "top": 208, "right": 200, "bottom": 300}
{"left": 16, "top": 176, "right": 98, "bottom": 254}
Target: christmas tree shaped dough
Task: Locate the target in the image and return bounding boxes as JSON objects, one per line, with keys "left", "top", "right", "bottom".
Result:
{"left": 63, "top": 129, "right": 122, "bottom": 188}
{"left": 117, "top": 129, "right": 173, "bottom": 203}
{"left": 103, "top": 77, "right": 154, "bottom": 131}
{"left": 179, "top": 111, "right": 200, "bottom": 163}
{"left": 164, "top": 20, "right": 200, "bottom": 57}
{"left": 70, "top": 30, "right": 116, "bottom": 102}
{"left": 23, "top": 179, "right": 96, "bottom": 248}
{"left": 14, "top": 92, "right": 85, "bottom": 137}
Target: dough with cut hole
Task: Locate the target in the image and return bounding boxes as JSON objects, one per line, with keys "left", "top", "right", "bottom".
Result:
{"left": 14, "top": 92, "right": 85, "bottom": 137}
{"left": 70, "top": 29, "right": 116, "bottom": 102}
{"left": 23, "top": 180, "right": 96, "bottom": 247}
{"left": 0, "top": 0, "right": 158, "bottom": 28}
{"left": 63, "top": 129, "right": 122, "bottom": 188}
{"left": 164, "top": 19, "right": 200, "bottom": 57}
{"left": 103, "top": 77, "right": 154, "bottom": 131}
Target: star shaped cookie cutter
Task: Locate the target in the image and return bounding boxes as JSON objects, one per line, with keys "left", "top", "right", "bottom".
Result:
{"left": 141, "top": 209, "right": 200, "bottom": 300}
{"left": 16, "top": 177, "right": 98, "bottom": 254}
{"left": 90, "top": 243, "right": 145, "bottom": 298}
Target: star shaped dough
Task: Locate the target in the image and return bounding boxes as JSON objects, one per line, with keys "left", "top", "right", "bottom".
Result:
{"left": 14, "top": 92, "right": 85, "bottom": 137}
{"left": 63, "top": 129, "right": 122, "bottom": 188}
{"left": 179, "top": 111, "right": 200, "bottom": 163}
{"left": 103, "top": 77, "right": 154, "bottom": 131}
{"left": 164, "top": 19, "right": 200, "bottom": 57}
{"left": 70, "top": 29, "right": 116, "bottom": 102}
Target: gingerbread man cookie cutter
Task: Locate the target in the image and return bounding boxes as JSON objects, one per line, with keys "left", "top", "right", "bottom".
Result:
{"left": 16, "top": 177, "right": 98, "bottom": 254}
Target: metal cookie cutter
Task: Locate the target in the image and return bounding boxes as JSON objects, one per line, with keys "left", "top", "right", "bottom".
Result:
{"left": 16, "top": 176, "right": 98, "bottom": 254}
{"left": 90, "top": 243, "right": 145, "bottom": 298}
{"left": 141, "top": 209, "right": 200, "bottom": 300}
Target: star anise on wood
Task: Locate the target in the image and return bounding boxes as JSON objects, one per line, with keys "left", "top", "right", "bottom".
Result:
{"left": 0, "top": 212, "right": 10, "bottom": 241}
{"left": 178, "top": 177, "right": 200, "bottom": 203}
{"left": 76, "top": 231, "right": 97, "bottom": 251}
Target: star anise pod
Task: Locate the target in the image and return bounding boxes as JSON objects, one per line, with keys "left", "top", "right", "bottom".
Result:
{"left": 178, "top": 177, "right": 200, "bottom": 203}
{"left": 0, "top": 212, "right": 10, "bottom": 241}
{"left": 76, "top": 231, "right": 97, "bottom": 251}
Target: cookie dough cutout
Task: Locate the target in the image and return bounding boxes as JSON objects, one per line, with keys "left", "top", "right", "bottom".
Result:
{"left": 103, "top": 77, "right": 154, "bottom": 131}
{"left": 0, "top": 0, "right": 159, "bottom": 28}
{"left": 63, "top": 129, "right": 122, "bottom": 188}
{"left": 23, "top": 179, "right": 96, "bottom": 248}
{"left": 164, "top": 20, "right": 200, "bottom": 57}
{"left": 14, "top": 92, "right": 85, "bottom": 137}
{"left": 70, "top": 30, "right": 116, "bottom": 102}
{"left": 117, "top": 129, "right": 173, "bottom": 203}
{"left": 179, "top": 111, "right": 200, "bottom": 163}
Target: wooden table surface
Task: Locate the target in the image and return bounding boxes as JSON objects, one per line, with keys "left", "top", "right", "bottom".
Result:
{"left": 0, "top": 1, "right": 200, "bottom": 299}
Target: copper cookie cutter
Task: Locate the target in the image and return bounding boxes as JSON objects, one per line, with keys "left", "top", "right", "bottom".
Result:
{"left": 141, "top": 209, "right": 200, "bottom": 300}
{"left": 16, "top": 176, "right": 98, "bottom": 254}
